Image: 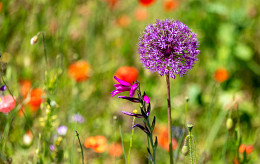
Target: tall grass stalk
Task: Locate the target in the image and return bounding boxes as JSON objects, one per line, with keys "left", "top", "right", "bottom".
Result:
{"left": 127, "top": 116, "right": 136, "bottom": 164}
{"left": 119, "top": 126, "right": 127, "bottom": 164}
{"left": 70, "top": 121, "right": 77, "bottom": 164}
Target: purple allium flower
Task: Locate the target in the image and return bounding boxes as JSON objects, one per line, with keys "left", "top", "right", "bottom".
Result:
{"left": 138, "top": 19, "right": 200, "bottom": 79}
{"left": 72, "top": 114, "right": 85, "bottom": 123}
{"left": 57, "top": 125, "right": 67, "bottom": 136}
{"left": 111, "top": 76, "right": 138, "bottom": 97}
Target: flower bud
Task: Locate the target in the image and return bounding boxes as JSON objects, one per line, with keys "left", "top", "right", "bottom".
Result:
{"left": 182, "top": 145, "right": 189, "bottom": 156}
{"left": 226, "top": 118, "right": 233, "bottom": 130}
{"left": 30, "top": 35, "right": 38, "bottom": 45}
{"left": 133, "top": 109, "right": 138, "bottom": 114}
{"left": 187, "top": 123, "right": 193, "bottom": 132}
{"left": 185, "top": 96, "right": 189, "bottom": 102}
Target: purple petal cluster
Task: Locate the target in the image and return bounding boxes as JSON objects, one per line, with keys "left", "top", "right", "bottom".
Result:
{"left": 111, "top": 76, "right": 138, "bottom": 97}
{"left": 138, "top": 19, "right": 200, "bottom": 79}
{"left": 71, "top": 114, "right": 85, "bottom": 123}
{"left": 57, "top": 125, "right": 67, "bottom": 136}
{"left": 0, "top": 85, "right": 6, "bottom": 91}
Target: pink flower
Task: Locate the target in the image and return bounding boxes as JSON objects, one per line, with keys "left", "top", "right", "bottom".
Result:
{"left": 111, "top": 76, "right": 138, "bottom": 97}
{"left": 0, "top": 95, "right": 16, "bottom": 113}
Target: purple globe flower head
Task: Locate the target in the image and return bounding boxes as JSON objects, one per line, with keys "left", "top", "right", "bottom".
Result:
{"left": 57, "top": 125, "right": 67, "bottom": 136}
{"left": 138, "top": 19, "right": 200, "bottom": 79}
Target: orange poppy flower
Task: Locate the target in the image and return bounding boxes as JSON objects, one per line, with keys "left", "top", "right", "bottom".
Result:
{"left": 68, "top": 60, "right": 91, "bottom": 82}
{"left": 233, "top": 158, "right": 239, "bottom": 164}
{"left": 157, "top": 127, "right": 178, "bottom": 151}
{"left": 84, "top": 136, "right": 96, "bottom": 148}
{"left": 109, "top": 143, "right": 123, "bottom": 157}
{"left": 239, "top": 144, "right": 253, "bottom": 155}
{"left": 28, "top": 88, "right": 44, "bottom": 112}
{"left": 84, "top": 135, "right": 107, "bottom": 153}
{"left": 0, "top": 95, "right": 16, "bottom": 113}
{"left": 139, "top": 0, "right": 155, "bottom": 7}
{"left": 134, "top": 8, "right": 148, "bottom": 21}
{"left": 214, "top": 68, "right": 229, "bottom": 83}
{"left": 116, "top": 15, "right": 131, "bottom": 28}
{"left": 164, "top": 0, "right": 179, "bottom": 11}
{"left": 19, "top": 80, "right": 32, "bottom": 97}
{"left": 114, "top": 66, "right": 138, "bottom": 84}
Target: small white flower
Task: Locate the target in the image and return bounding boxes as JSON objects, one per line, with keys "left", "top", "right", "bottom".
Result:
{"left": 50, "top": 100, "right": 56, "bottom": 108}
{"left": 30, "top": 35, "right": 38, "bottom": 45}
{"left": 23, "top": 133, "right": 33, "bottom": 145}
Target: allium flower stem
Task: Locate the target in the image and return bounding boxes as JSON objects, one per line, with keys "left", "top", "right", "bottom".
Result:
{"left": 166, "top": 73, "right": 174, "bottom": 164}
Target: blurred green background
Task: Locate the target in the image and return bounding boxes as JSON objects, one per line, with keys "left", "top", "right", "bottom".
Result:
{"left": 0, "top": 0, "right": 260, "bottom": 163}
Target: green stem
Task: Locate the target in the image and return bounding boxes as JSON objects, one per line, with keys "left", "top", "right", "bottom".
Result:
{"left": 192, "top": 135, "right": 197, "bottom": 164}
{"left": 127, "top": 117, "right": 135, "bottom": 164}
{"left": 75, "top": 131, "right": 84, "bottom": 164}
{"left": 166, "top": 74, "right": 174, "bottom": 164}
{"left": 147, "top": 135, "right": 151, "bottom": 164}
{"left": 40, "top": 32, "right": 48, "bottom": 69}
{"left": 145, "top": 117, "right": 156, "bottom": 163}
{"left": 189, "top": 133, "right": 194, "bottom": 164}
{"left": 119, "top": 126, "right": 127, "bottom": 164}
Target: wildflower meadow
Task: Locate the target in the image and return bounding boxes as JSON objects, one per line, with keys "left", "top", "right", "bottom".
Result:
{"left": 0, "top": 0, "right": 260, "bottom": 163}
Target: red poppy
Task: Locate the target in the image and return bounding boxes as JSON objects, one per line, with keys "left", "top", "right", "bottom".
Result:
{"left": 109, "top": 143, "right": 123, "bottom": 157}
{"left": 0, "top": 2, "right": 2, "bottom": 13}
{"left": 114, "top": 66, "right": 138, "bottom": 84}
{"left": 105, "top": 0, "right": 118, "bottom": 9}
{"left": 157, "top": 126, "right": 178, "bottom": 151}
{"left": 214, "top": 68, "right": 229, "bottom": 83}
{"left": 28, "top": 88, "right": 44, "bottom": 112}
{"left": 134, "top": 8, "right": 148, "bottom": 21}
{"left": 68, "top": 60, "right": 91, "bottom": 82}
{"left": 139, "top": 0, "right": 155, "bottom": 7}
{"left": 164, "top": 0, "right": 179, "bottom": 11}
{"left": 239, "top": 144, "right": 253, "bottom": 155}
{"left": 0, "top": 95, "right": 16, "bottom": 113}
